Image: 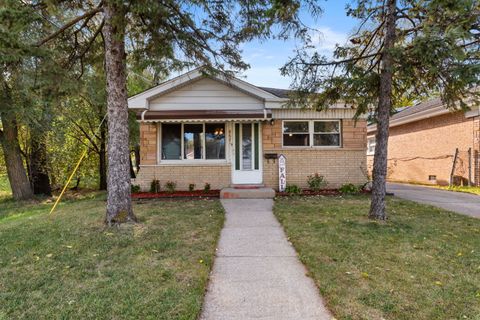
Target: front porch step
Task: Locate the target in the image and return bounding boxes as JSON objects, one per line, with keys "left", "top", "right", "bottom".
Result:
{"left": 229, "top": 184, "right": 265, "bottom": 189}
{"left": 220, "top": 187, "right": 275, "bottom": 199}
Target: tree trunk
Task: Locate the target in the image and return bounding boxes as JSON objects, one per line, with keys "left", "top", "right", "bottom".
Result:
{"left": 0, "top": 112, "right": 33, "bottom": 200}
{"left": 28, "top": 133, "right": 52, "bottom": 196}
{"left": 103, "top": 1, "right": 136, "bottom": 224}
{"left": 99, "top": 116, "right": 107, "bottom": 190}
{"left": 369, "top": 0, "right": 396, "bottom": 220}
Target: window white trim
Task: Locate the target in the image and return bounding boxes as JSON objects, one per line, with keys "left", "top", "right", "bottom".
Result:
{"left": 367, "top": 137, "right": 376, "bottom": 155}
{"left": 158, "top": 122, "right": 228, "bottom": 163}
{"left": 282, "top": 120, "right": 342, "bottom": 148}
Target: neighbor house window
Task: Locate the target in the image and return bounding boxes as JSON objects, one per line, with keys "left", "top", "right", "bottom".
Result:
{"left": 161, "top": 123, "right": 225, "bottom": 161}
{"left": 367, "top": 137, "right": 376, "bottom": 155}
{"left": 283, "top": 120, "right": 341, "bottom": 147}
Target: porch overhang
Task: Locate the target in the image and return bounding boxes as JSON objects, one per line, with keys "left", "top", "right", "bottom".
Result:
{"left": 136, "top": 109, "right": 272, "bottom": 122}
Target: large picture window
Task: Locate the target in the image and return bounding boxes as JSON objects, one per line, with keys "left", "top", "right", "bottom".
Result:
{"left": 282, "top": 120, "right": 341, "bottom": 147}
{"left": 161, "top": 123, "right": 225, "bottom": 161}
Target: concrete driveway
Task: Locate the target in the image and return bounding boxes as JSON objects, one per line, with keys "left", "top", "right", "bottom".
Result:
{"left": 387, "top": 183, "right": 480, "bottom": 218}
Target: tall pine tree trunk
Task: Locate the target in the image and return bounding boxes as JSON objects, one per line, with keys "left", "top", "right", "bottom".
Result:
{"left": 103, "top": 1, "right": 136, "bottom": 224}
{"left": 29, "top": 131, "right": 52, "bottom": 196}
{"left": 0, "top": 111, "right": 33, "bottom": 200}
{"left": 369, "top": 0, "right": 396, "bottom": 220}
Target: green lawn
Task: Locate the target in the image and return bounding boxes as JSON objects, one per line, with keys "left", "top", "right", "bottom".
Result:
{"left": 274, "top": 195, "right": 480, "bottom": 320}
{"left": 0, "top": 194, "right": 224, "bottom": 319}
{"left": 0, "top": 174, "right": 11, "bottom": 198}
{"left": 438, "top": 185, "right": 480, "bottom": 196}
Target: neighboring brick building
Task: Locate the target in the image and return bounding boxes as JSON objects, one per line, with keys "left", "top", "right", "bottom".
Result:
{"left": 128, "top": 68, "right": 367, "bottom": 191}
{"left": 367, "top": 98, "right": 480, "bottom": 186}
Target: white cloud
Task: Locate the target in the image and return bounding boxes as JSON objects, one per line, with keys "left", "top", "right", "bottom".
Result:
{"left": 309, "top": 26, "right": 348, "bottom": 54}
{"left": 240, "top": 66, "right": 291, "bottom": 88}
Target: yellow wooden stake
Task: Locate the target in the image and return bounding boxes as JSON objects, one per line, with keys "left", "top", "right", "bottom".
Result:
{"left": 49, "top": 148, "right": 89, "bottom": 214}
{"left": 50, "top": 114, "right": 107, "bottom": 215}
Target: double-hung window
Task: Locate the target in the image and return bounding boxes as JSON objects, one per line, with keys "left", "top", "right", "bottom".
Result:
{"left": 282, "top": 120, "right": 341, "bottom": 147}
{"left": 367, "top": 137, "right": 376, "bottom": 155}
{"left": 161, "top": 123, "right": 225, "bottom": 161}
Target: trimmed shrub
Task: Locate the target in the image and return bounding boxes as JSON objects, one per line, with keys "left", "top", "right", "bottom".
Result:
{"left": 307, "top": 173, "right": 327, "bottom": 191}
{"left": 164, "top": 181, "right": 176, "bottom": 193}
{"left": 339, "top": 183, "right": 361, "bottom": 194}
{"left": 150, "top": 179, "right": 160, "bottom": 193}
{"left": 131, "top": 184, "right": 140, "bottom": 193}
{"left": 285, "top": 184, "right": 302, "bottom": 195}
{"left": 203, "top": 183, "right": 211, "bottom": 192}
{"left": 188, "top": 183, "right": 196, "bottom": 192}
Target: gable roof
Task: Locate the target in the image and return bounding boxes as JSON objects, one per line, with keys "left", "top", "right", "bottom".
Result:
{"left": 389, "top": 97, "right": 444, "bottom": 122}
{"left": 128, "top": 68, "right": 287, "bottom": 110}
{"left": 367, "top": 97, "right": 456, "bottom": 133}
{"left": 256, "top": 87, "right": 292, "bottom": 98}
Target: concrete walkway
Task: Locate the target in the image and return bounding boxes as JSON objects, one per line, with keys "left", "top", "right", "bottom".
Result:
{"left": 200, "top": 199, "right": 332, "bottom": 320}
{"left": 388, "top": 183, "right": 480, "bottom": 219}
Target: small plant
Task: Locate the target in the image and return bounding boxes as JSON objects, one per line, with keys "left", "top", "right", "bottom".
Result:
{"left": 203, "top": 183, "right": 211, "bottom": 192}
{"left": 307, "top": 173, "right": 327, "bottom": 192}
{"left": 164, "top": 181, "right": 176, "bottom": 193}
{"left": 150, "top": 179, "right": 160, "bottom": 193}
{"left": 131, "top": 184, "right": 141, "bottom": 193}
{"left": 284, "top": 184, "right": 302, "bottom": 195}
{"left": 188, "top": 183, "right": 196, "bottom": 192}
{"left": 339, "top": 183, "right": 361, "bottom": 194}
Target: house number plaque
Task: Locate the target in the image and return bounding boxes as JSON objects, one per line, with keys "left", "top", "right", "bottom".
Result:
{"left": 278, "top": 154, "right": 287, "bottom": 192}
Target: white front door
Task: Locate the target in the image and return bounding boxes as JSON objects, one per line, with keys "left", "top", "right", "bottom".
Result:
{"left": 231, "top": 122, "right": 263, "bottom": 184}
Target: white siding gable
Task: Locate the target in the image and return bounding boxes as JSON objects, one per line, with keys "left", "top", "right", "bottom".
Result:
{"left": 148, "top": 78, "right": 264, "bottom": 111}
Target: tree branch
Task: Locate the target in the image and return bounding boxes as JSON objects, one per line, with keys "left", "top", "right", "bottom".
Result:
{"left": 36, "top": 6, "right": 103, "bottom": 46}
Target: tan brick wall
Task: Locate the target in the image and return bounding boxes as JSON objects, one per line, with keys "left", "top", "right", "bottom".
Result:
{"left": 133, "top": 165, "right": 231, "bottom": 191}
{"left": 140, "top": 123, "right": 157, "bottom": 165}
{"left": 262, "top": 120, "right": 367, "bottom": 189}
{"left": 135, "top": 119, "right": 368, "bottom": 190}
{"left": 368, "top": 112, "right": 479, "bottom": 186}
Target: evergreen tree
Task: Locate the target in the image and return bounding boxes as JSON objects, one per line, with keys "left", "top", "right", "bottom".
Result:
{"left": 282, "top": 0, "right": 479, "bottom": 220}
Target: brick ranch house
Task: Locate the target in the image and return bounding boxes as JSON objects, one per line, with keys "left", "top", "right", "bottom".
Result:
{"left": 367, "top": 97, "right": 480, "bottom": 186}
{"left": 128, "top": 68, "right": 367, "bottom": 192}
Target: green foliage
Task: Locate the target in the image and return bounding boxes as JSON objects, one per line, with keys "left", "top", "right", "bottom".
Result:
{"left": 284, "top": 184, "right": 302, "bottom": 195}
{"left": 150, "top": 179, "right": 160, "bottom": 193}
{"left": 131, "top": 184, "right": 140, "bottom": 193}
{"left": 306, "top": 173, "right": 327, "bottom": 191}
{"left": 203, "top": 183, "right": 211, "bottom": 193}
{"left": 339, "top": 183, "right": 361, "bottom": 194}
{"left": 0, "top": 175, "right": 11, "bottom": 199}
{"left": 188, "top": 183, "right": 196, "bottom": 192}
{"left": 282, "top": 0, "right": 480, "bottom": 115}
{"left": 164, "top": 181, "right": 176, "bottom": 193}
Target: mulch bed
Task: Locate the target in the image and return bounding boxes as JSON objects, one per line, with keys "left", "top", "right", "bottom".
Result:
{"left": 276, "top": 189, "right": 371, "bottom": 197}
{"left": 132, "top": 190, "right": 220, "bottom": 199}
{"left": 276, "top": 189, "right": 341, "bottom": 197}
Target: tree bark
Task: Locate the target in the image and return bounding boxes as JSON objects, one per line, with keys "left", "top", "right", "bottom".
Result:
{"left": 28, "top": 133, "right": 52, "bottom": 196}
{"left": 369, "top": 0, "right": 397, "bottom": 220}
{"left": 103, "top": 1, "right": 136, "bottom": 224}
{"left": 0, "top": 111, "right": 33, "bottom": 200}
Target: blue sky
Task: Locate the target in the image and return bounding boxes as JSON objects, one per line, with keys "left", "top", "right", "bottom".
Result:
{"left": 240, "top": 0, "right": 357, "bottom": 89}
